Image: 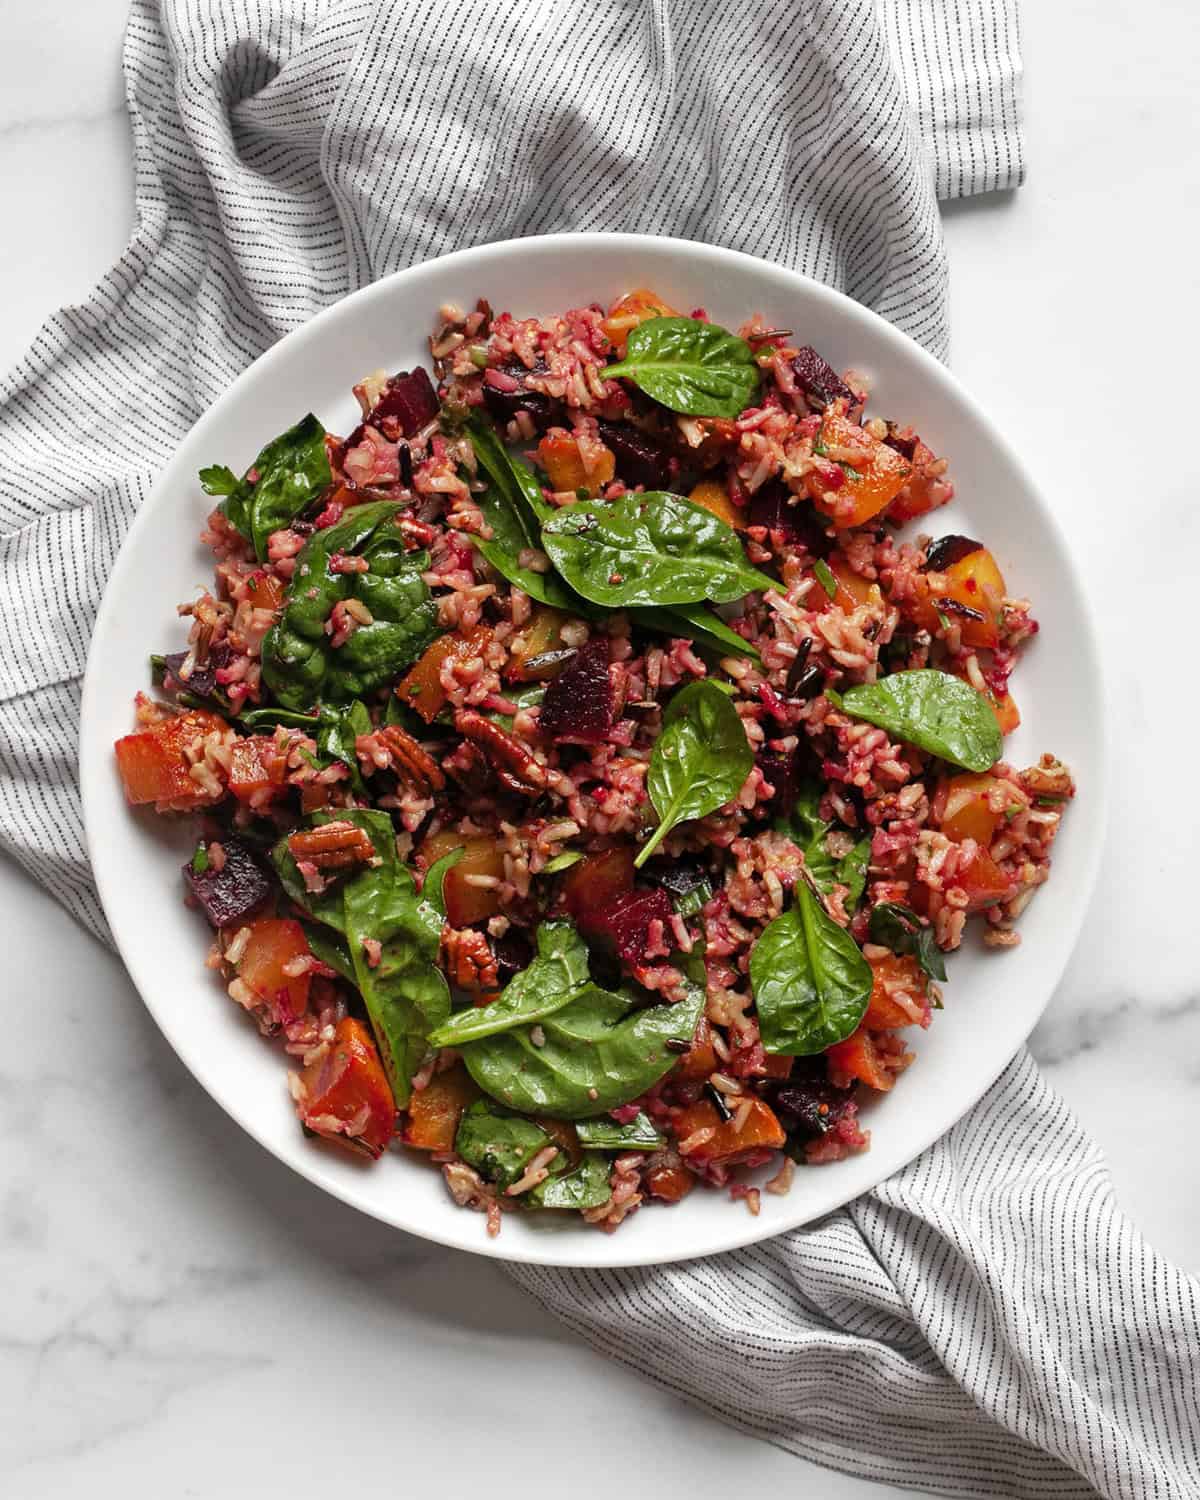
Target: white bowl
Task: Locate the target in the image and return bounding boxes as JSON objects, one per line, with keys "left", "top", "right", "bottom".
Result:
{"left": 79, "top": 233, "right": 1107, "bottom": 1267}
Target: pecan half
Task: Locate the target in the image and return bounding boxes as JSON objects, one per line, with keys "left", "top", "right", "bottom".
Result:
{"left": 372, "top": 725, "right": 445, "bottom": 794}
{"left": 441, "top": 924, "right": 500, "bottom": 993}
{"left": 287, "top": 820, "right": 376, "bottom": 870}
{"left": 444, "top": 740, "right": 494, "bottom": 797}
{"left": 454, "top": 709, "right": 546, "bottom": 797}
{"left": 1019, "top": 754, "right": 1075, "bottom": 801}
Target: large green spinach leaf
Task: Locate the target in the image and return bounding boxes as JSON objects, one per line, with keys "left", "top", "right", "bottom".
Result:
{"left": 541, "top": 491, "right": 775, "bottom": 609}
{"left": 454, "top": 1099, "right": 552, "bottom": 1189}
{"left": 603, "top": 317, "right": 760, "bottom": 419}
{"left": 429, "top": 920, "right": 591, "bottom": 1047}
{"left": 461, "top": 981, "right": 704, "bottom": 1119}
{"left": 200, "top": 413, "right": 332, "bottom": 561}
{"left": 272, "top": 809, "right": 458, "bottom": 1104}
{"left": 528, "top": 1151, "right": 612, "bottom": 1209}
{"left": 260, "top": 502, "right": 439, "bottom": 710}
{"left": 467, "top": 415, "right": 553, "bottom": 529}
{"left": 750, "top": 883, "right": 872, "bottom": 1055}
{"left": 636, "top": 679, "right": 752, "bottom": 867}
{"left": 868, "top": 901, "right": 947, "bottom": 983}
{"left": 836, "top": 670, "right": 1002, "bottom": 773}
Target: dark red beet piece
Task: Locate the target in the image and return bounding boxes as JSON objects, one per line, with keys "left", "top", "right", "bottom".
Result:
{"left": 883, "top": 421, "right": 919, "bottom": 461}
{"left": 538, "top": 635, "right": 615, "bottom": 744}
{"left": 597, "top": 420, "right": 673, "bottom": 491}
{"left": 580, "top": 886, "right": 674, "bottom": 964}
{"left": 767, "top": 1061, "right": 858, "bottom": 1141}
{"left": 791, "top": 346, "right": 853, "bottom": 407}
{"left": 755, "top": 745, "right": 803, "bottom": 814}
{"left": 367, "top": 368, "right": 439, "bottom": 440}
{"left": 491, "top": 928, "right": 534, "bottom": 982}
{"left": 184, "top": 838, "right": 271, "bottom": 929}
{"left": 481, "top": 361, "right": 560, "bottom": 431}
{"left": 748, "top": 482, "right": 830, "bottom": 555}
{"left": 924, "top": 534, "right": 983, "bottom": 571}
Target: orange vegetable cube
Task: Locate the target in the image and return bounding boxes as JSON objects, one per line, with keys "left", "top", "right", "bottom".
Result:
{"left": 826, "top": 1027, "right": 894, "bottom": 1091}
{"left": 244, "top": 570, "right": 284, "bottom": 613}
{"left": 228, "top": 735, "right": 285, "bottom": 803}
{"left": 957, "top": 848, "right": 1015, "bottom": 912}
{"left": 296, "top": 1016, "right": 395, "bottom": 1160}
{"left": 536, "top": 429, "right": 615, "bottom": 496}
{"left": 673, "top": 1096, "right": 786, "bottom": 1164}
{"left": 419, "top": 829, "right": 507, "bottom": 927}
{"left": 687, "top": 478, "right": 746, "bottom": 530}
{"left": 114, "top": 708, "right": 229, "bottom": 809}
{"left": 934, "top": 773, "right": 1006, "bottom": 848}
{"left": 602, "top": 288, "right": 679, "bottom": 354}
{"left": 237, "top": 917, "right": 311, "bottom": 1025}
{"left": 671, "top": 1015, "right": 720, "bottom": 1083}
{"left": 506, "top": 606, "right": 568, "bottom": 682}
{"left": 810, "top": 413, "right": 912, "bottom": 527}
{"left": 645, "top": 1162, "right": 695, "bottom": 1203}
{"left": 910, "top": 545, "right": 1007, "bottom": 649}
{"left": 403, "top": 1064, "right": 481, "bottom": 1151}
{"left": 398, "top": 625, "right": 493, "bottom": 724}
{"left": 863, "top": 953, "right": 928, "bottom": 1029}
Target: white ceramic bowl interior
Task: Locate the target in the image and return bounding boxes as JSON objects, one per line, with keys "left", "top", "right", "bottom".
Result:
{"left": 80, "top": 234, "right": 1107, "bottom": 1266}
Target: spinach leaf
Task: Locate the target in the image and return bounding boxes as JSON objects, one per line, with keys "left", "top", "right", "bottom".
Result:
{"left": 461, "top": 980, "right": 704, "bottom": 1119}
{"left": 838, "top": 837, "right": 872, "bottom": 911}
{"left": 813, "top": 558, "right": 839, "bottom": 600}
{"left": 750, "top": 883, "right": 872, "bottom": 1055}
{"left": 272, "top": 809, "right": 454, "bottom": 1104}
{"left": 302, "top": 925, "right": 356, "bottom": 984}
{"left": 528, "top": 1151, "right": 611, "bottom": 1209}
{"left": 541, "top": 491, "right": 775, "bottom": 609}
{"left": 428, "top": 920, "right": 591, "bottom": 1047}
{"left": 239, "top": 700, "right": 370, "bottom": 792}
{"left": 200, "top": 414, "right": 332, "bottom": 561}
{"left": 454, "top": 1099, "right": 551, "bottom": 1189}
{"left": 471, "top": 486, "right": 583, "bottom": 612}
{"left": 603, "top": 317, "right": 760, "bottom": 419}
{"left": 837, "top": 670, "right": 1002, "bottom": 773}
{"left": 630, "top": 603, "right": 761, "bottom": 664}
{"left": 868, "top": 901, "right": 947, "bottom": 983}
{"left": 467, "top": 414, "right": 553, "bottom": 529}
{"left": 260, "top": 502, "right": 439, "bottom": 710}
{"left": 636, "top": 679, "right": 752, "bottom": 866}
{"left": 575, "top": 1111, "right": 665, "bottom": 1150}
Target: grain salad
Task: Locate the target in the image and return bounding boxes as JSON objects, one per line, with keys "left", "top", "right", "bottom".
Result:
{"left": 113, "top": 287, "right": 1075, "bottom": 1234}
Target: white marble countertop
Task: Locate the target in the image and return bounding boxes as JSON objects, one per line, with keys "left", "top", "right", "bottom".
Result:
{"left": 3, "top": 4, "right": 1199, "bottom": 1496}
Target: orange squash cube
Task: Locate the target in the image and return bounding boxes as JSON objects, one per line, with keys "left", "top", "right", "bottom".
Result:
{"left": 237, "top": 917, "right": 311, "bottom": 1025}
{"left": 397, "top": 625, "right": 493, "bottom": 724}
{"left": 536, "top": 430, "right": 615, "bottom": 496}
{"left": 602, "top": 288, "right": 679, "bottom": 354}
{"left": 810, "top": 413, "right": 912, "bottom": 527}
{"left": 863, "top": 952, "right": 928, "bottom": 1030}
{"left": 419, "top": 829, "right": 507, "bottom": 927}
{"left": 114, "top": 708, "right": 229, "bottom": 809}
{"left": 826, "top": 1027, "right": 894, "bottom": 1091}
{"left": 673, "top": 1096, "right": 786, "bottom": 1164}
{"left": 403, "top": 1064, "right": 481, "bottom": 1151}
{"left": 296, "top": 1016, "right": 395, "bottom": 1160}
{"left": 687, "top": 478, "right": 746, "bottom": 531}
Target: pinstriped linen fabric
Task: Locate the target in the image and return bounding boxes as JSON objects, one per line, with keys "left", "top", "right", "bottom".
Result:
{"left": 6, "top": 5, "right": 1197, "bottom": 1498}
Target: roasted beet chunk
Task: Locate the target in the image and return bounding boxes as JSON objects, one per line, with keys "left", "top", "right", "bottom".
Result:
{"left": 924, "top": 534, "right": 984, "bottom": 571}
{"left": 597, "top": 421, "right": 673, "bottom": 491}
{"left": 580, "top": 886, "right": 674, "bottom": 964}
{"left": 748, "top": 482, "right": 830, "bottom": 554}
{"left": 481, "top": 363, "right": 559, "bottom": 431}
{"left": 756, "top": 745, "right": 802, "bottom": 814}
{"left": 791, "top": 346, "right": 853, "bottom": 408}
{"left": 184, "top": 838, "right": 271, "bottom": 929}
{"left": 367, "top": 369, "right": 439, "bottom": 440}
{"left": 883, "top": 421, "right": 919, "bottom": 462}
{"left": 491, "top": 928, "right": 534, "bottom": 983}
{"left": 768, "top": 1060, "right": 859, "bottom": 1142}
{"left": 538, "top": 635, "right": 615, "bottom": 744}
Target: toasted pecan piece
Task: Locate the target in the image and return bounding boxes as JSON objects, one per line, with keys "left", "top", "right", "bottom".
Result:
{"left": 454, "top": 709, "right": 546, "bottom": 797}
{"left": 287, "top": 820, "right": 376, "bottom": 870}
{"left": 441, "top": 925, "right": 500, "bottom": 992}
{"left": 373, "top": 725, "right": 446, "bottom": 794}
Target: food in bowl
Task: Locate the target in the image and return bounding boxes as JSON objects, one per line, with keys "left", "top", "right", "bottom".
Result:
{"left": 113, "top": 288, "right": 1074, "bottom": 1234}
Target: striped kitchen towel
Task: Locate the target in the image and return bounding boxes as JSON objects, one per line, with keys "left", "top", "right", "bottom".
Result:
{"left": 2, "top": 3, "right": 1197, "bottom": 1496}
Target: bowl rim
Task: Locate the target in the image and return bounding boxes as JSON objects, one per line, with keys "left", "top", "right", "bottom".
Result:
{"left": 79, "top": 231, "right": 1110, "bottom": 1267}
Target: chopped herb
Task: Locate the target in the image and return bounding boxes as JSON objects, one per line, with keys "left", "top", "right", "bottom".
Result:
{"left": 190, "top": 844, "right": 210, "bottom": 874}
{"left": 813, "top": 558, "right": 839, "bottom": 600}
{"left": 542, "top": 850, "right": 584, "bottom": 874}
